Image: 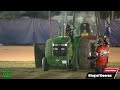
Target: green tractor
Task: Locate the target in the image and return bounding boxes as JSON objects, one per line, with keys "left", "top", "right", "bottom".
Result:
{"left": 42, "top": 11, "right": 99, "bottom": 71}
{"left": 42, "top": 36, "right": 73, "bottom": 71}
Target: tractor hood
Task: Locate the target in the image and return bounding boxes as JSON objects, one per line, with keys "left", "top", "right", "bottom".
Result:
{"left": 52, "top": 36, "right": 70, "bottom": 44}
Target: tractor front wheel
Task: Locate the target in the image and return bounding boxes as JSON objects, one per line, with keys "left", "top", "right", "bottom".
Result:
{"left": 42, "top": 57, "right": 49, "bottom": 71}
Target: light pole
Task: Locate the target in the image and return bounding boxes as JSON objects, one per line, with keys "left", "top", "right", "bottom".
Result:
{"left": 49, "top": 11, "right": 52, "bottom": 38}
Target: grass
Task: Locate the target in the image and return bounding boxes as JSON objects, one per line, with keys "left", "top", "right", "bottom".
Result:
{"left": 0, "top": 61, "right": 35, "bottom": 68}
{"left": 0, "top": 61, "right": 120, "bottom": 79}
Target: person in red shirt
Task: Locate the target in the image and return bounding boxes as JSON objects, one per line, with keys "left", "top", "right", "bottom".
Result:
{"left": 95, "top": 37, "right": 109, "bottom": 73}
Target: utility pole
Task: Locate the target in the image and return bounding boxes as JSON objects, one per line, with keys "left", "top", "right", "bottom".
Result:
{"left": 72, "top": 11, "right": 76, "bottom": 29}
{"left": 63, "top": 11, "right": 67, "bottom": 37}
{"left": 62, "top": 11, "right": 67, "bottom": 37}
{"left": 111, "top": 11, "right": 114, "bottom": 20}
{"left": 95, "top": 11, "right": 100, "bottom": 36}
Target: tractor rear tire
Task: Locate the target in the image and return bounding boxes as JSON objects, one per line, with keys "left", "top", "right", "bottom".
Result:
{"left": 42, "top": 57, "right": 49, "bottom": 71}
{"left": 78, "top": 37, "right": 91, "bottom": 69}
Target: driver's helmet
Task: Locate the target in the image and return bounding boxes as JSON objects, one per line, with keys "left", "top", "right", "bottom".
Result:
{"left": 103, "top": 34, "right": 107, "bottom": 39}
{"left": 66, "top": 24, "right": 70, "bottom": 29}
{"left": 97, "top": 36, "right": 104, "bottom": 45}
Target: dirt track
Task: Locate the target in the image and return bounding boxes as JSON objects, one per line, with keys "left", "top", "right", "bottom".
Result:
{"left": 0, "top": 46, "right": 120, "bottom": 62}
{"left": 0, "top": 46, "right": 120, "bottom": 79}
{"left": 0, "top": 46, "right": 34, "bottom": 61}
{"left": 109, "top": 47, "right": 120, "bottom": 62}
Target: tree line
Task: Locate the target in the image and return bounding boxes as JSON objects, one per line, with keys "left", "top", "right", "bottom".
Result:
{"left": 0, "top": 11, "right": 119, "bottom": 20}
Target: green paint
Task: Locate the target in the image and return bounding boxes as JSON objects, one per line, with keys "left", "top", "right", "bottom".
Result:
{"left": 45, "top": 36, "right": 73, "bottom": 69}
{"left": 3, "top": 70, "right": 11, "bottom": 79}
{"left": 52, "top": 36, "right": 70, "bottom": 44}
